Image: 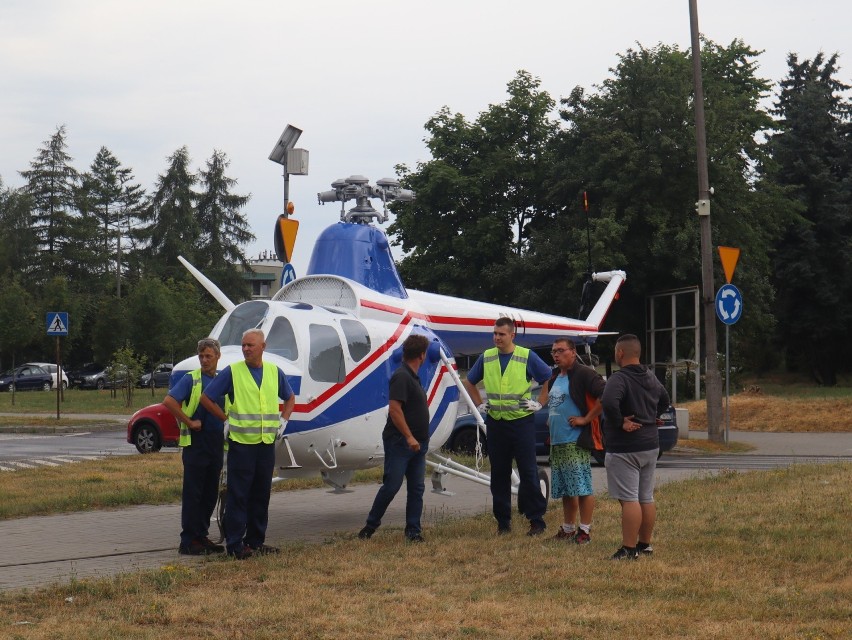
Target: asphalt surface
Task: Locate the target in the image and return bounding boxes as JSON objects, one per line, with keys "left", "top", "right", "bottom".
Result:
{"left": 1, "top": 428, "right": 850, "bottom": 593}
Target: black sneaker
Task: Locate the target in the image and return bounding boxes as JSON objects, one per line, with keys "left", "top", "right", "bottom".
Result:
{"left": 227, "top": 547, "right": 253, "bottom": 560}
{"left": 199, "top": 537, "right": 225, "bottom": 554}
{"left": 637, "top": 542, "right": 654, "bottom": 556}
{"left": 611, "top": 546, "right": 639, "bottom": 560}
{"left": 247, "top": 543, "right": 280, "bottom": 556}
{"left": 178, "top": 541, "right": 206, "bottom": 556}
{"left": 527, "top": 521, "right": 546, "bottom": 537}
{"left": 406, "top": 533, "right": 425, "bottom": 543}
{"left": 358, "top": 526, "right": 376, "bottom": 540}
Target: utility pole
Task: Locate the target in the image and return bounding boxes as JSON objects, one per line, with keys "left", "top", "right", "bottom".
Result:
{"left": 689, "top": 0, "right": 724, "bottom": 442}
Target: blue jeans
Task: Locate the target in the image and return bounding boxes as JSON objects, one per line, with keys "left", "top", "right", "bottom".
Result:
{"left": 365, "top": 433, "right": 428, "bottom": 536}
{"left": 486, "top": 414, "right": 546, "bottom": 528}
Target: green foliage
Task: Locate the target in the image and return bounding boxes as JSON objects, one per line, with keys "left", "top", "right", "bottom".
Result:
{"left": 0, "top": 276, "right": 38, "bottom": 368}
{"left": 138, "top": 146, "right": 200, "bottom": 279}
{"left": 763, "top": 53, "right": 852, "bottom": 384}
{"left": 19, "top": 125, "right": 79, "bottom": 280}
{"left": 391, "top": 71, "right": 560, "bottom": 304}
{"left": 108, "top": 344, "right": 146, "bottom": 407}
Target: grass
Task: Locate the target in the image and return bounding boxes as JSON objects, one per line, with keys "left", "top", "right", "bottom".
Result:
{"left": 0, "top": 463, "right": 849, "bottom": 639}
{"left": 0, "top": 388, "right": 161, "bottom": 415}
{"left": 0, "top": 453, "right": 388, "bottom": 521}
{"left": 681, "top": 390, "right": 852, "bottom": 433}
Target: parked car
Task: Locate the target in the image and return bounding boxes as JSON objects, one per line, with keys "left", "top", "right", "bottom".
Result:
{"left": 69, "top": 363, "right": 129, "bottom": 389}
{"left": 447, "top": 392, "right": 679, "bottom": 464}
{"left": 0, "top": 365, "right": 54, "bottom": 392}
{"left": 127, "top": 403, "right": 180, "bottom": 453}
{"left": 447, "top": 385, "right": 549, "bottom": 457}
{"left": 137, "top": 363, "right": 174, "bottom": 389}
{"left": 69, "top": 363, "right": 108, "bottom": 389}
{"left": 24, "top": 362, "right": 69, "bottom": 390}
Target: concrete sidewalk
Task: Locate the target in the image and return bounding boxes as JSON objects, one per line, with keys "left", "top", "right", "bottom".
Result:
{"left": 1, "top": 431, "right": 850, "bottom": 593}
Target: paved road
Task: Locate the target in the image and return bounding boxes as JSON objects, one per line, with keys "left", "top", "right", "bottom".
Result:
{"left": 1, "top": 431, "right": 850, "bottom": 592}
{"left": 0, "top": 430, "right": 140, "bottom": 471}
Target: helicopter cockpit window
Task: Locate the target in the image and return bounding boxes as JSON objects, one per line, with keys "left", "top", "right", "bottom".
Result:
{"left": 341, "top": 319, "right": 371, "bottom": 362}
{"left": 219, "top": 301, "right": 269, "bottom": 346}
{"left": 309, "top": 324, "right": 345, "bottom": 383}
{"left": 266, "top": 316, "right": 299, "bottom": 361}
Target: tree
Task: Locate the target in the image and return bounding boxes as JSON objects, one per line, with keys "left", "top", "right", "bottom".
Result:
{"left": 78, "top": 147, "right": 146, "bottom": 295}
{"left": 19, "top": 125, "right": 79, "bottom": 280}
{"left": 390, "top": 71, "right": 560, "bottom": 304}
{"left": 195, "top": 149, "right": 254, "bottom": 299}
{"left": 0, "top": 276, "right": 38, "bottom": 371}
{"left": 138, "top": 146, "right": 199, "bottom": 279}
{"left": 545, "top": 40, "right": 786, "bottom": 370}
{"left": 762, "top": 53, "right": 852, "bottom": 384}
{"left": 0, "top": 179, "right": 38, "bottom": 277}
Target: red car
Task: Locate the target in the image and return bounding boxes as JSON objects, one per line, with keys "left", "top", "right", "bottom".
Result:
{"left": 127, "top": 403, "right": 180, "bottom": 453}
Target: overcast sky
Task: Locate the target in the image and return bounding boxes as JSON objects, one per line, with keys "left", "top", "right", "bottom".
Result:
{"left": 2, "top": 0, "right": 848, "bottom": 276}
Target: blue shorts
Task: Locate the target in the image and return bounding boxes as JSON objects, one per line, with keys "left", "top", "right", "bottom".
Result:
{"left": 550, "top": 443, "right": 593, "bottom": 498}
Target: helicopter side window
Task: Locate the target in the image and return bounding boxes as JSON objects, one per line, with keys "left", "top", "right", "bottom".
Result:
{"left": 341, "top": 319, "right": 371, "bottom": 362}
{"left": 309, "top": 324, "right": 345, "bottom": 383}
{"left": 218, "top": 301, "right": 269, "bottom": 346}
{"left": 266, "top": 316, "right": 299, "bottom": 361}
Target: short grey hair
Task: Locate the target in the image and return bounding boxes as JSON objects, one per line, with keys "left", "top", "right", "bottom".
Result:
{"left": 242, "top": 328, "right": 266, "bottom": 342}
{"left": 197, "top": 338, "right": 221, "bottom": 355}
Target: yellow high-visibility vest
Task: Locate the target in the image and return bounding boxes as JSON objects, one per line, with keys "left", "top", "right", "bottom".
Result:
{"left": 482, "top": 346, "right": 532, "bottom": 421}
{"left": 178, "top": 369, "right": 203, "bottom": 447}
{"left": 227, "top": 361, "right": 280, "bottom": 445}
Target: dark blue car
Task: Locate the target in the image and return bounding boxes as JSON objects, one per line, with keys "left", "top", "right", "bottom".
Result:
{"left": 446, "top": 399, "right": 679, "bottom": 464}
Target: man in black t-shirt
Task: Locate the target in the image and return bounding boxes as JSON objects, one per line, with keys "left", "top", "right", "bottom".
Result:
{"left": 358, "top": 334, "right": 431, "bottom": 542}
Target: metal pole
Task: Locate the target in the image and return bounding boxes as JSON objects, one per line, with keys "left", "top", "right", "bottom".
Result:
{"left": 725, "top": 324, "right": 730, "bottom": 444}
{"left": 55, "top": 337, "right": 60, "bottom": 420}
{"left": 283, "top": 170, "right": 290, "bottom": 219}
{"left": 689, "top": 0, "right": 724, "bottom": 442}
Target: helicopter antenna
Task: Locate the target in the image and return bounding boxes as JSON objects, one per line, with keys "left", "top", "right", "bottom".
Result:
{"left": 317, "top": 175, "right": 414, "bottom": 224}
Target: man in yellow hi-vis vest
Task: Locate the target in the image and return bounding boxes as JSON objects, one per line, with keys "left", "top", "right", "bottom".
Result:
{"left": 200, "top": 329, "right": 295, "bottom": 560}
{"left": 463, "top": 317, "right": 552, "bottom": 536}
{"left": 164, "top": 338, "right": 226, "bottom": 556}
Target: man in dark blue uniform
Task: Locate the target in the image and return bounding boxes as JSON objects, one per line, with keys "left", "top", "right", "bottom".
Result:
{"left": 164, "top": 338, "right": 226, "bottom": 555}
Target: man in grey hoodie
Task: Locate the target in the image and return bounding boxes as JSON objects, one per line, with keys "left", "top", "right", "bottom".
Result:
{"left": 600, "top": 334, "right": 670, "bottom": 560}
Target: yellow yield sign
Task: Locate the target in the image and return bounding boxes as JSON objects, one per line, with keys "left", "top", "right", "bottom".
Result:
{"left": 274, "top": 215, "right": 300, "bottom": 263}
{"left": 718, "top": 246, "right": 740, "bottom": 284}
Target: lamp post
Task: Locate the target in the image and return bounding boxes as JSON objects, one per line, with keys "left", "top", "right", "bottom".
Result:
{"left": 689, "top": 0, "right": 724, "bottom": 443}
{"left": 268, "top": 124, "right": 309, "bottom": 219}
{"left": 269, "top": 125, "right": 309, "bottom": 268}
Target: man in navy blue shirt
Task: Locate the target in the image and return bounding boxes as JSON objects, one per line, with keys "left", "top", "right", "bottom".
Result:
{"left": 164, "top": 338, "right": 226, "bottom": 555}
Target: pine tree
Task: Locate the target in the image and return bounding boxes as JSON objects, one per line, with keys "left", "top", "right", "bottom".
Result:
{"left": 196, "top": 149, "right": 254, "bottom": 300}
{"left": 138, "top": 146, "right": 199, "bottom": 279}
{"left": 19, "top": 125, "right": 79, "bottom": 280}
{"left": 764, "top": 53, "right": 852, "bottom": 384}
{"left": 78, "top": 147, "right": 146, "bottom": 295}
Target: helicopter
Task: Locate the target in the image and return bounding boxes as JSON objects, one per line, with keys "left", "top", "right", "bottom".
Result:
{"left": 139, "top": 175, "right": 625, "bottom": 496}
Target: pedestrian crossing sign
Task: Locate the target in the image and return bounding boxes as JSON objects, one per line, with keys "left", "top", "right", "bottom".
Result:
{"left": 46, "top": 312, "right": 69, "bottom": 336}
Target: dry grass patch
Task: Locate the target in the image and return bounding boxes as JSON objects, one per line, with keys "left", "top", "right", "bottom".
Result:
{"left": 0, "top": 454, "right": 385, "bottom": 521}
{"left": 681, "top": 393, "right": 852, "bottom": 433}
{"left": 1, "top": 463, "right": 849, "bottom": 639}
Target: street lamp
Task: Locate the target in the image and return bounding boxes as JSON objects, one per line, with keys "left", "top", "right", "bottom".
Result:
{"left": 268, "top": 124, "right": 309, "bottom": 219}
{"left": 269, "top": 125, "right": 309, "bottom": 267}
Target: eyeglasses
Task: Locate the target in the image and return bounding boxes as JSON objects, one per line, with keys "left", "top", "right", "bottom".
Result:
{"left": 550, "top": 348, "right": 568, "bottom": 355}
{"left": 197, "top": 338, "right": 221, "bottom": 350}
